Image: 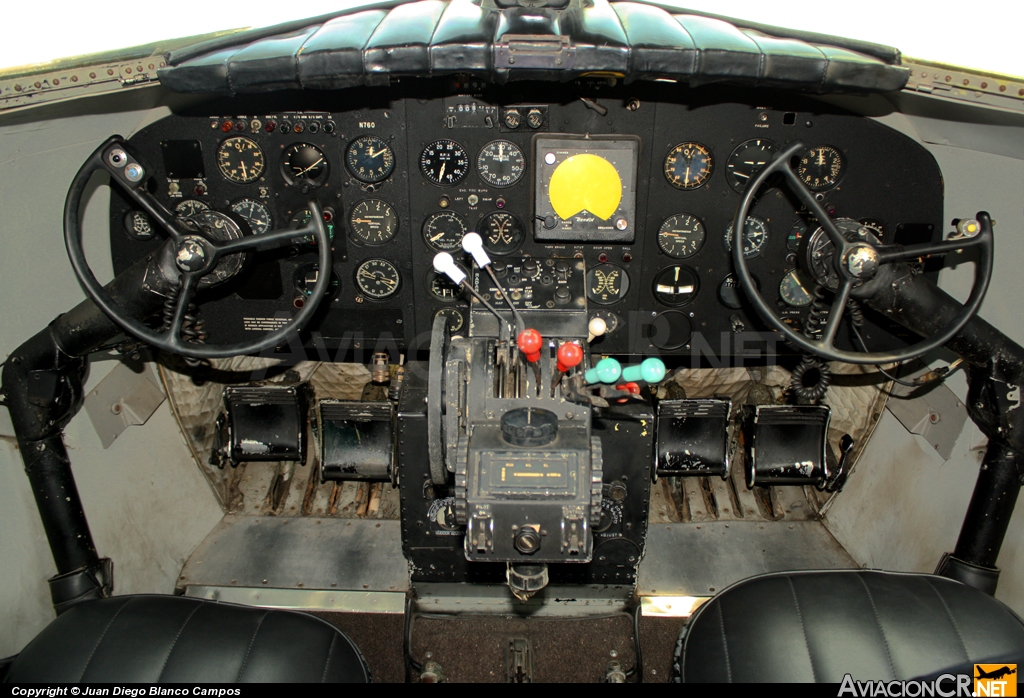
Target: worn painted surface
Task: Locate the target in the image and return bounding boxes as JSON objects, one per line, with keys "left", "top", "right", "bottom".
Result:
{"left": 823, "top": 108, "right": 1024, "bottom": 616}
{"left": 0, "top": 91, "right": 222, "bottom": 656}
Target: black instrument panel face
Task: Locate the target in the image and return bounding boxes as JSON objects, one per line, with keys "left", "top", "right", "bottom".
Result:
{"left": 109, "top": 83, "right": 944, "bottom": 363}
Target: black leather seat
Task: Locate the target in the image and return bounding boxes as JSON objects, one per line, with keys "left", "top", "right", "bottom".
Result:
{"left": 675, "top": 570, "right": 1024, "bottom": 682}
{"left": 2, "top": 595, "right": 370, "bottom": 683}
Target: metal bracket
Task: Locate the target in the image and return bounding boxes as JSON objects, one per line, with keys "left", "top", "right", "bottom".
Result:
{"left": 83, "top": 360, "right": 165, "bottom": 449}
{"left": 887, "top": 371, "right": 968, "bottom": 460}
{"left": 505, "top": 638, "right": 534, "bottom": 683}
{"left": 494, "top": 35, "right": 576, "bottom": 71}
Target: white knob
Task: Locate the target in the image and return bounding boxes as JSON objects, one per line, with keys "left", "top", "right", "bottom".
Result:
{"left": 461, "top": 232, "right": 492, "bottom": 268}
{"left": 433, "top": 252, "right": 466, "bottom": 285}
{"left": 587, "top": 316, "right": 607, "bottom": 343}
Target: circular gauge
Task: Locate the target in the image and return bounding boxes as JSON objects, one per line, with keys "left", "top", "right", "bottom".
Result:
{"left": 428, "top": 264, "right": 467, "bottom": 302}
{"left": 480, "top": 211, "right": 525, "bottom": 255}
{"left": 217, "top": 136, "right": 265, "bottom": 183}
{"left": 433, "top": 307, "right": 465, "bottom": 333}
{"left": 349, "top": 199, "right": 398, "bottom": 245}
{"left": 293, "top": 262, "right": 340, "bottom": 299}
{"left": 779, "top": 269, "right": 814, "bottom": 307}
{"left": 290, "top": 207, "right": 334, "bottom": 229}
{"left": 420, "top": 140, "right": 470, "bottom": 186}
{"left": 174, "top": 199, "right": 210, "bottom": 216}
{"left": 859, "top": 218, "right": 885, "bottom": 239}
{"left": 663, "top": 142, "right": 713, "bottom": 190}
{"left": 355, "top": 259, "right": 401, "bottom": 300}
{"left": 724, "top": 215, "right": 770, "bottom": 259}
{"left": 281, "top": 143, "right": 329, "bottom": 186}
{"left": 797, "top": 145, "right": 845, "bottom": 191}
{"left": 590, "top": 309, "right": 619, "bottom": 336}
{"left": 230, "top": 198, "right": 273, "bottom": 235}
{"left": 422, "top": 211, "right": 468, "bottom": 251}
{"left": 725, "top": 139, "right": 779, "bottom": 192}
{"left": 653, "top": 265, "right": 700, "bottom": 306}
{"left": 345, "top": 135, "right": 395, "bottom": 184}
{"left": 586, "top": 264, "right": 630, "bottom": 306}
{"left": 289, "top": 207, "right": 335, "bottom": 245}
{"left": 477, "top": 140, "right": 525, "bottom": 188}
{"left": 124, "top": 211, "right": 154, "bottom": 240}
{"left": 804, "top": 217, "right": 869, "bottom": 290}
{"left": 718, "top": 274, "right": 745, "bottom": 310}
{"left": 658, "top": 214, "right": 706, "bottom": 259}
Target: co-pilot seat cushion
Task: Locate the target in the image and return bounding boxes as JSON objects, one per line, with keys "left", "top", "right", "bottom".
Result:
{"left": 675, "top": 570, "right": 1024, "bottom": 682}
{"left": 4, "top": 595, "right": 370, "bottom": 683}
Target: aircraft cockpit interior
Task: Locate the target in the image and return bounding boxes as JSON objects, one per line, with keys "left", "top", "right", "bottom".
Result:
{"left": 1, "top": 0, "right": 1022, "bottom": 684}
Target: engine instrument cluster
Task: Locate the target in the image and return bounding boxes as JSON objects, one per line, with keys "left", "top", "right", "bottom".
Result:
{"left": 108, "top": 82, "right": 943, "bottom": 361}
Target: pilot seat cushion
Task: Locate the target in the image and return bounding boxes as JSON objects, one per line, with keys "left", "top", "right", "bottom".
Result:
{"left": 4, "top": 595, "right": 370, "bottom": 683}
{"left": 674, "top": 570, "right": 1024, "bottom": 682}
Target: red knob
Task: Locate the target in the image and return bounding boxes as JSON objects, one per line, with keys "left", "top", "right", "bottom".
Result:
{"left": 616, "top": 382, "right": 641, "bottom": 396}
{"left": 517, "top": 329, "right": 543, "bottom": 363}
{"left": 556, "top": 342, "right": 584, "bottom": 373}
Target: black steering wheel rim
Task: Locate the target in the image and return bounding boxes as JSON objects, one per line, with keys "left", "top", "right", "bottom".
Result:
{"left": 732, "top": 140, "right": 994, "bottom": 365}
{"left": 64, "top": 136, "right": 332, "bottom": 360}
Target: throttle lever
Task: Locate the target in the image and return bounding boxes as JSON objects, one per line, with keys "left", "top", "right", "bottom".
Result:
{"left": 825, "top": 434, "right": 855, "bottom": 493}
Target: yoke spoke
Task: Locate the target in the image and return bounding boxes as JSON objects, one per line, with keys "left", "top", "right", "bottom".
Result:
{"left": 819, "top": 278, "right": 853, "bottom": 348}
{"left": 165, "top": 273, "right": 200, "bottom": 349}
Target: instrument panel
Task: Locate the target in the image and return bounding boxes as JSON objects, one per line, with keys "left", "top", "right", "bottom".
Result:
{"left": 109, "top": 82, "right": 944, "bottom": 362}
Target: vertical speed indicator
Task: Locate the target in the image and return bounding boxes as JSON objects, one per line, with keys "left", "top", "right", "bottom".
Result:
{"left": 658, "top": 214, "right": 706, "bottom": 258}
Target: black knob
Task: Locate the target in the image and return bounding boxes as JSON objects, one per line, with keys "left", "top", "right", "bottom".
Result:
{"left": 523, "top": 259, "right": 539, "bottom": 275}
{"left": 554, "top": 287, "right": 571, "bottom": 303}
{"left": 514, "top": 527, "right": 541, "bottom": 554}
{"left": 501, "top": 407, "right": 558, "bottom": 446}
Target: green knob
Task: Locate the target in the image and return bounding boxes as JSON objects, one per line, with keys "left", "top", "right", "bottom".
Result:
{"left": 621, "top": 357, "right": 666, "bottom": 383}
{"left": 585, "top": 357, "right": 621, "bottom": 385}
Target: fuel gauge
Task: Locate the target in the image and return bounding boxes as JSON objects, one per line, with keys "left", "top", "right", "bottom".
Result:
{"left": 433, "top": 307, "right": 465, "bottom": 333}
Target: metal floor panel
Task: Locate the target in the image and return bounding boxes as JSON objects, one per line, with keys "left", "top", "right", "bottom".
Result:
{"left": 178, "top": 515, "right": 409, "bottom": 594}
{"left": 180, "top": 516, "right": 857, "bottom": 614}
{"left": 637, "top": 521, "right": 859, "bottom": 596}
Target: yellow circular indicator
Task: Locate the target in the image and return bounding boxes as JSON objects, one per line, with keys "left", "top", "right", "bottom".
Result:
{"left": 548, "top": 154, "right": 622, "bottom": 221}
